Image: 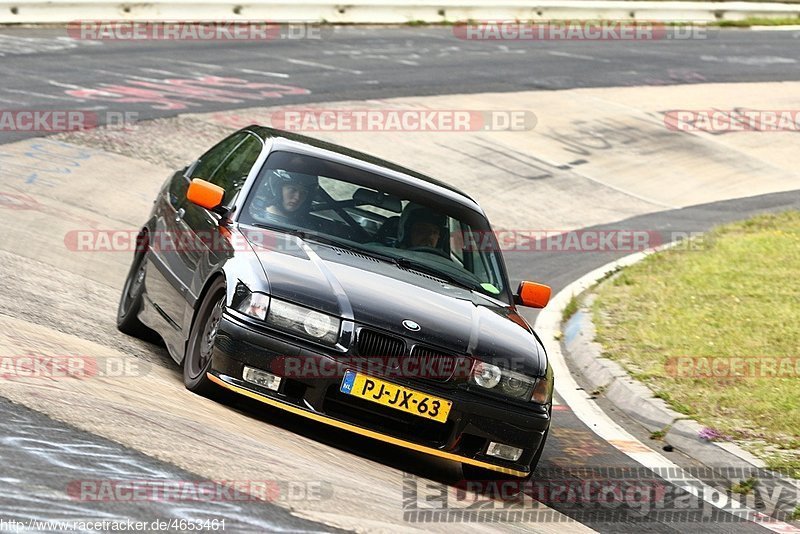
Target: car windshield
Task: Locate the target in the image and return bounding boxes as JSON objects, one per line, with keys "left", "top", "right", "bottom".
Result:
{"left": 238, "top": 150, "right": 510, "bottom": 302}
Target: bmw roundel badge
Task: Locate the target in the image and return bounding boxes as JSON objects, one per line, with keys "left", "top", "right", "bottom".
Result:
{"left": 402, "top": 320, "right": 421, "bottom": 332}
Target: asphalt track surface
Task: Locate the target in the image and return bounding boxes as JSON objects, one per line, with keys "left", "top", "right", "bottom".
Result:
{"left": 1, "top": 25, "right": 799, "bottom": 533}
{"left": 1, "top": 26, "right": 800, "bottom": 144}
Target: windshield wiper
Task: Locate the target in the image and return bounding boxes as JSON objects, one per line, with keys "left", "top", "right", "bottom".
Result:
{"left": 394, "top": 257, "right": 481, "bottom": 292}
{"left": 248, "top": 223, "right": 342, "bottom": 247}
{"left": 248, "top": 223, "right": 398, "bottom": 263}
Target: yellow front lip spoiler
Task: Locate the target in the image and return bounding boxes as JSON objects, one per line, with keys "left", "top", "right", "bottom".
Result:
{"left": 207, "top": 373, "right": 528, "bottom": 478}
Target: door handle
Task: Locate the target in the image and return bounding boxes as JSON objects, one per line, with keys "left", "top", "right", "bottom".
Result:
{"left": 175, "top": 208, "right": 185, "bottom": 222}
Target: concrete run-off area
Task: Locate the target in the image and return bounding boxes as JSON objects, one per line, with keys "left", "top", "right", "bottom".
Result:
{"left": 1, "top": 80, "right": 799, "bottom": 531}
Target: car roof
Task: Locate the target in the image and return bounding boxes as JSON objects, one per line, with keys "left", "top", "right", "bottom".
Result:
{"left": 246, "top": 125, "right": 484, "bottom": 214}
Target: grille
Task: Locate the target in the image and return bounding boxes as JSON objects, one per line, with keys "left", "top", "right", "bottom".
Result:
{"left": 357, "top": 329, "right": 406, "bottom": 358}
{"left": 409, "top": 345, "right": 461, "bottom": 381}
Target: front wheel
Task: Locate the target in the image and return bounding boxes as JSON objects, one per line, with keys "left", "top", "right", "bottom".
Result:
{"left": 183, "top": 278, "right": 226, "bottom": 397}
{"left": 117, "top": 241, "right": 156, "bottom": 340}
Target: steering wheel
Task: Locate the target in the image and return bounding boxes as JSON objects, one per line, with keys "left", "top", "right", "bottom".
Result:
{"left": 407, "top": 246, "right": 450, "bottom": 259}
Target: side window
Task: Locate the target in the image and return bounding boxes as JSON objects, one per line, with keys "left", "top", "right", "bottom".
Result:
{"left": 190, "top": 132, "right": 248, "bottom": 183}
{"left": 208, "top": 134, "right": 263, "bottom": 206}
{"left": 167, "top": 169, "right": 189, "bottom": 208}
{"left": 469, "top": 249, "right": 491, "bottom": 282}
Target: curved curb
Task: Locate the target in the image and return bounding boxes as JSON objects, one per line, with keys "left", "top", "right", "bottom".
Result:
{"left": 542, "top": 240, "right": 800, "bottom": 494}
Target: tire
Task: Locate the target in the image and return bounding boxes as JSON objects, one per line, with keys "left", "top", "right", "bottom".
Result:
{"left": 183, "top": 278, "right": 226, "bottom": 397}
{"left": 462, "top": 427, "right": 549, "bottom": 483}
{"left": 116, "top": 240, "right": 157, "bottom": 340}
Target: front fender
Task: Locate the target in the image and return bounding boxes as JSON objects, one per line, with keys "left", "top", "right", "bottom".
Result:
{"left": 178, "top": 226, "right": 270, "bottom": 361}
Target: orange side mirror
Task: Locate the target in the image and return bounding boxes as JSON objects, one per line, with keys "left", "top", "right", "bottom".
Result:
{"left": 187, "top": 179, "right": 224, "bottom": 210}
{"left": 516, "top": 281, "right": 551, "bottom": 309}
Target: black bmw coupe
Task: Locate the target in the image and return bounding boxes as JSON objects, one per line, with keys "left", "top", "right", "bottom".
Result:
{"left": 117, "top": 126, "right": 553, "bottom": 478}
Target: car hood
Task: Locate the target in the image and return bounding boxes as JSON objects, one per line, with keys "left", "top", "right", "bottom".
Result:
{"left": 246, "top": 232, "right": 546, "bottom": 375}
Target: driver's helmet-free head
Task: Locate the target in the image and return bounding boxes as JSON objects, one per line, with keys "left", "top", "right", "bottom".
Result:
{"left": 398, "top": 203, "right": 447, "bottom": 248}
{"left": 266, "top": 169, "right": 319, "bottom": 214}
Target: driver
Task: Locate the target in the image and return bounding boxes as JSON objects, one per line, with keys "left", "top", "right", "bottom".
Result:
{"left": 397, "top": 203, "right": 447, "bottom": 250}
{"left": 260, "top": 169, "right": 319, "bottom": 224}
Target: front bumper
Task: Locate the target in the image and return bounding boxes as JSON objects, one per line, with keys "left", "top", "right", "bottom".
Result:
{"left": 209, "top": 312, "right": 551, "bottom": 477}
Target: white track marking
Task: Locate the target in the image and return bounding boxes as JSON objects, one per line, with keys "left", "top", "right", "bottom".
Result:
{"left": 139, "top": 68, "right": 181, "bottom": 76}
{"left": 282, "top": 57, "right": 363, "bottom": 75}
{"left": 47, "top": 81, "right": 87, "bottom": 90}
{"left": 237, "top": 68, "right": 290, "bottom": 79}
{"left": 90, "top": 69, "right": 162, "bottom": 83}
{"left": 548, "top": 51, "right": 611, "bottom": 63}
{"left": 170, "top": 60, "right": 224, "bottom": 70}
{"left": 3, "top": 89, "right": 86, "bottom": 102}
{"left": 701, "top": 54, "right": 796, "bottom": 65}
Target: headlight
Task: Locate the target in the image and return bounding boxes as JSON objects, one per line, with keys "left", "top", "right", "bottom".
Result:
{"left": 236, "top": 291, "right": 270, "bottom": 320}
{"left": 473, "top": 362, "right": 502, "bottom": 388}
{"left": 531, "top": 364, "right": 554, "bottom": 404}
{"left": 267, "top": 299, "right": 340, "bottom": 345}
{"left": 470, "top": 361, "right": 547, "bottom": 402}
{"left": 502, "top": 374, "right": 533, "bottom": 399}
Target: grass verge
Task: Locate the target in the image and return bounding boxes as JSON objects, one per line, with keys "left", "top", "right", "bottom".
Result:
{"left": 563, "top": 294, "right": 580, "bottom": 323}
{"left": 710, "top": 16, "right": 800, "bottom": 27}
{"left": 593, "top": 211, "right": 800, "bottom": 478}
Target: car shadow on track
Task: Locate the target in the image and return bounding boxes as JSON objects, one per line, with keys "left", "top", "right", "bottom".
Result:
{"left": 222, "top": 392, "right": 464, "bottom": 482}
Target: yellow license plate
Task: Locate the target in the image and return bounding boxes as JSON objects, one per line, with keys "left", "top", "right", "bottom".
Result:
{"left": 340, "top": 370, "right": 452, "bottom": 423}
